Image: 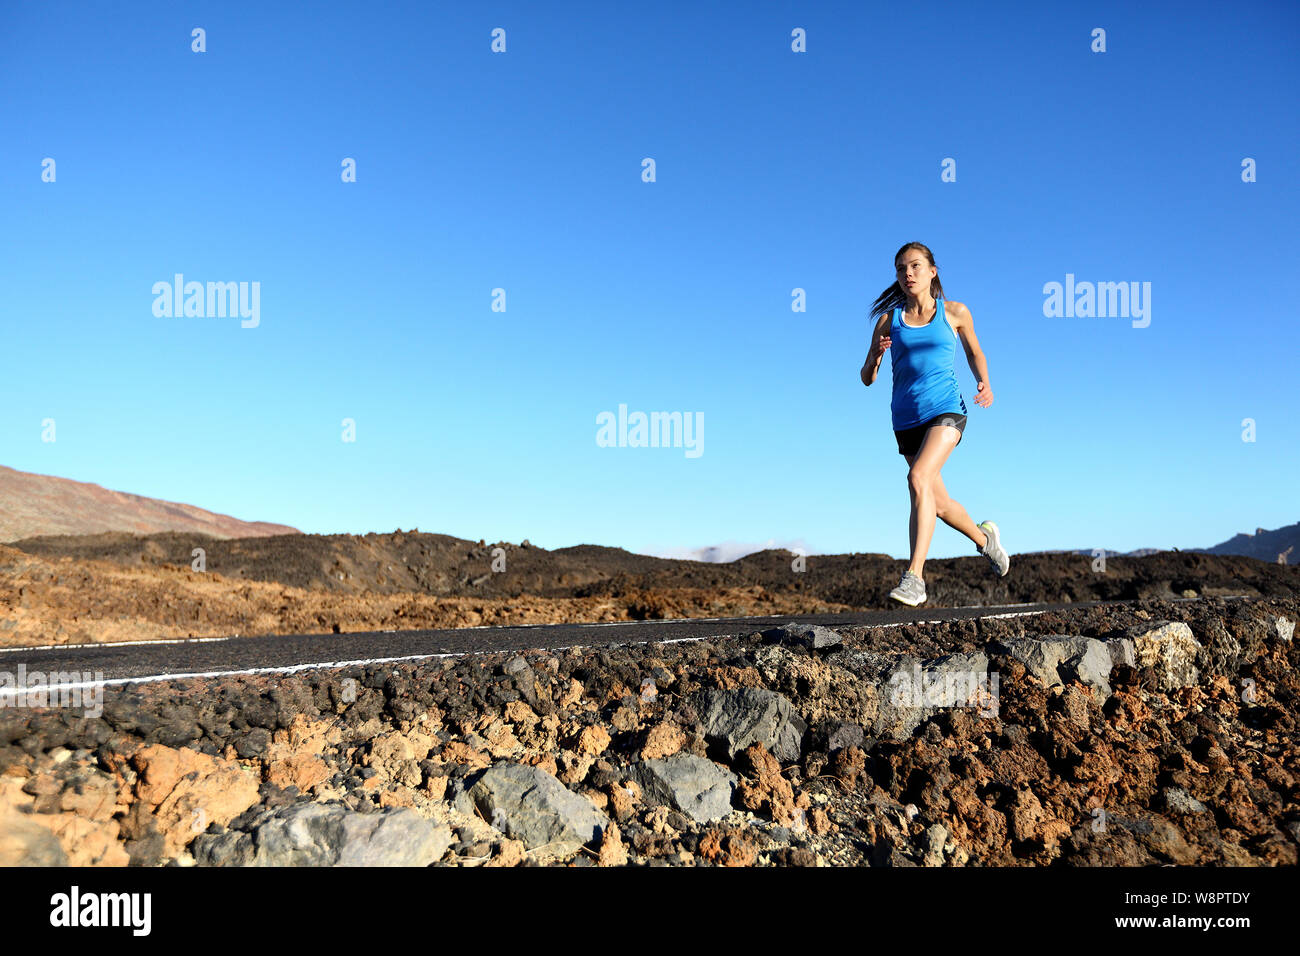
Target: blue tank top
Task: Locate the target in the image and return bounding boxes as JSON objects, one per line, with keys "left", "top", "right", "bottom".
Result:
{"left": 889, "top": 295, "right": 968, "bottom": 430}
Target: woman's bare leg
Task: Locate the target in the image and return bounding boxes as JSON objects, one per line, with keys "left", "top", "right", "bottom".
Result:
{"left": 931, "top": 469, "right": 987, "bottom": 550}
{"left": 903, "top": 425, "right": 960, "bottom": 579}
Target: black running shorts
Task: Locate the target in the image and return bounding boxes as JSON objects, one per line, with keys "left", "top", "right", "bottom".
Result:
{"left": 895, "top": 411, "right": 967, "bottom": 456}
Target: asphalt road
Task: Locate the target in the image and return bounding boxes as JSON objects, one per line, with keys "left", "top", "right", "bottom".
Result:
{"left": 0, "top": 597, "right": 1156, "bottom": 689}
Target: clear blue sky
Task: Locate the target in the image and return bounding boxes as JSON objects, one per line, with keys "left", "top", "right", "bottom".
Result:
{"left": 2, "top": 0, "right": 1297, "bottom": 561}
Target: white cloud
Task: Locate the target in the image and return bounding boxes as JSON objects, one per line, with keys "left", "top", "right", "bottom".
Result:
{"left": 637, "top": 538, "right": 817, "bottom": 564}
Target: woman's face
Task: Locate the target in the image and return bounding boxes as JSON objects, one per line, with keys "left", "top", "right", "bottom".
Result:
{"left": 895, "top": 252, "right": 935, "bottom": 294}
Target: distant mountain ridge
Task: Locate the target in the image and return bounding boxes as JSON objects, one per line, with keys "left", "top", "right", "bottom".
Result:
{"left": 1197, "top": 523, "right": 1298, "bottom": 564}
{"left": 0, "top": 465, "right": 299, "bottom": 542}
{"left": 1018, "top": 521, "right": 1299, "bottom": 565}
{"left": 676, "top": 522, "right": 1299, "bottom": 565}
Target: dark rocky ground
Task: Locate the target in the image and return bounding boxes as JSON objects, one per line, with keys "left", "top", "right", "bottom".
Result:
{"left": 2, "top": 592, "right": 1296, "bottom": 867}
{"left": 10, "top": 529, "right": 1297, "bottom": 605}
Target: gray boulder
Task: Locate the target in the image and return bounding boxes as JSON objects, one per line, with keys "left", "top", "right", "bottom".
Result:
{"left": 694, "top": 688, "right": 807, "bottom": 762}
{"left": 997, "top": 635, "right": 1116, "bottom": 697}
{"left": 503, "top": 655, "right": 532, "bottom": 676}
{"left": 1270, "top": 615, "right": 1294, "bottom": 642}
{"left": 466, "top": 761, "right": 610, "bottom": 853}
{"left": 761, "top": 623, "right": 843, "bottom": 650}
{"left": 1106, "top": 637, "right": 1137, "bottom": 669}
{"left": 627, "top": 753, "right": 737, "bottom": 824}
{"left": 876, "top": 651, "right": 994, "bottom": 740}
{"left": 192, "top": 803, "right": 453, "bottom": 866}
{"left": 446, "top": 775, "right": 478, "bottom": 817}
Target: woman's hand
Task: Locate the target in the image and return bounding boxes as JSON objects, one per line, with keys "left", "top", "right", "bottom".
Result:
{"left": 973, "top": 381, "right": 994, "bottom": 407}
{"left": 868, "top": 334, "right": 890, "bottom": 367}
{"left": 862, "top": 331, "right": 890, "bottom": 385}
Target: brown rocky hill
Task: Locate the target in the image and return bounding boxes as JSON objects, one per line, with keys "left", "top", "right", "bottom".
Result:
{"left": 0, "top": 465, "right": 298, "bottom": 542}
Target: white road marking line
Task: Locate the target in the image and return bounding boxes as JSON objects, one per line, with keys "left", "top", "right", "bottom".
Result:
{"left": 0, "top": 636, "right": 232, "bottom": 654}
{"left": 574, "top": 614, "right": 790, "bottom": 626}
{"left": 843, "top": 608, "right": 1059, "bottom": 630}
{"left": 0, "top": 652, "right": 459, "bottom": 696}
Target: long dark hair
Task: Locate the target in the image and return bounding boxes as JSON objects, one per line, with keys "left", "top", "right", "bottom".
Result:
{"left": 869, "top": 241, "right": 946, "bottom": 321}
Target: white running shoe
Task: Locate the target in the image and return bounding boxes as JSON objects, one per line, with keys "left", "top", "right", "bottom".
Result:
{"left": 889, "top": 570, "right": 927, "bottom": 606}
{"left": 977, "top": 520, "right": 1010, "bottom": 576}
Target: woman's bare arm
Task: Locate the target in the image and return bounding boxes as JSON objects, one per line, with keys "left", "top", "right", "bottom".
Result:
{"left": 861, "top": 313, "right": 891, "bottom": 386}
{"left": 951, "top": 301, "right": 993, "bottom": 406}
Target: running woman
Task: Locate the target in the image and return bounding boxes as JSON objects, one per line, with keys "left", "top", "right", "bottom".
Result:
{"left": 860, "top": 242, "right": 1009, "bottom": 606}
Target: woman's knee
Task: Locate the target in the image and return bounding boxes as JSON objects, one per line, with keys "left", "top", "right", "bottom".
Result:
{"left": 910, "top": 469, "right": 949, "bottom": 510}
